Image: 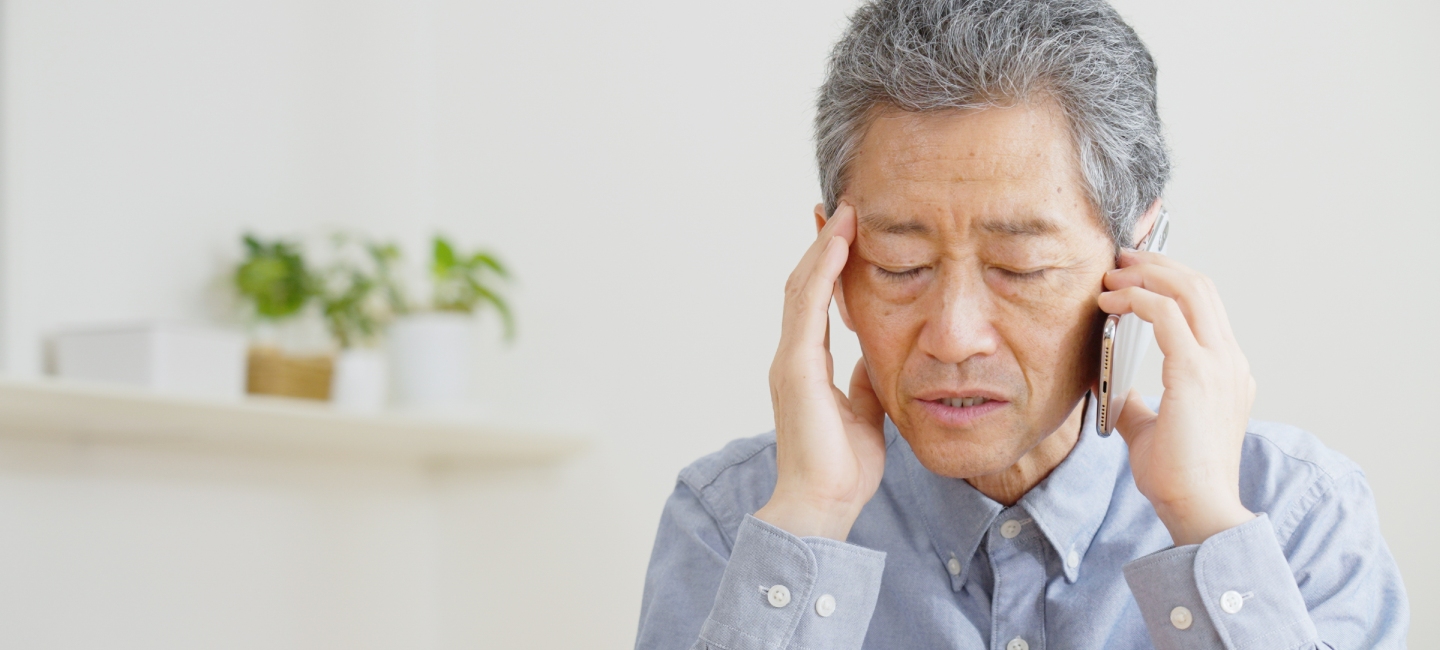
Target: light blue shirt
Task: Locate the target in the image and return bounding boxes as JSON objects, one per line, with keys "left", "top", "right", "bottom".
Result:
{"left": 635, "top": 398, "right": 1408, "bottom": 649}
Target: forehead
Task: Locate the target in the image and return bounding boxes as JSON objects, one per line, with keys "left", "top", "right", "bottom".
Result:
{"left": 845, "top": 101, "right": 1096, "bottom": 235}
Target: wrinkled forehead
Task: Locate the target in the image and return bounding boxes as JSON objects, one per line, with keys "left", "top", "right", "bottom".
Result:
{"left": 845, "top": 103, "right": 1100, "bottom": 242}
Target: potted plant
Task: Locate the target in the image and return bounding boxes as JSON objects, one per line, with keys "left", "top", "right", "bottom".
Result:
{"left": 315, "top": 233, "right": 404, "bottom": 413}
{"left": 234, "top": 234, "right": 333, "bottom": 400}
{"left": 387, "top": 235, "right": 513, "bottom": 412}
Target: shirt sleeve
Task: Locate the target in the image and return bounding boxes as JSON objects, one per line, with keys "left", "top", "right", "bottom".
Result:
{"left": 635, "top": 482, "right": 887, "bottom": 650}
{"left": 1122, "top": 470, "right": 1409, "bottom": 650}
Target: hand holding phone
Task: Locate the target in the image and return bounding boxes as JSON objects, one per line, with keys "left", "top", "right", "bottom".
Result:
{"left": 1095, "top": 210, "right": 1257, "bottom": 545}
{"left": 1096, "top": 209, "right": 1170, "bottom": 435}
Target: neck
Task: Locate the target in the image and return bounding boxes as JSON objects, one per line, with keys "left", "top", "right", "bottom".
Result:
{"left": 966, "top": 399, "right": 1086, "bottom": 506}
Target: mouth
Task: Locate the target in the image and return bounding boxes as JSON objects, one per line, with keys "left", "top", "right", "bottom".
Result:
{"left": 937, "top": 396, "right": 993, "bottom": 408}
{"left": 916, "top": 393, "right": 1009, "bottom": 426}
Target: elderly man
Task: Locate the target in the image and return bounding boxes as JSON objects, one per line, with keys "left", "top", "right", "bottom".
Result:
{"left": 635, "top": 0, "right": 1408, "bottom": 648}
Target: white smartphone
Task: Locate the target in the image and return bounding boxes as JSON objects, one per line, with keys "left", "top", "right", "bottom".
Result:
{"left": 1096, "top": 209, "right": 1171, "bottom": 436}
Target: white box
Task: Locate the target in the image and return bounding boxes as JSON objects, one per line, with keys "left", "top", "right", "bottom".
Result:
{"left": 52, "top": 322, "right": 247, "bottom": 400}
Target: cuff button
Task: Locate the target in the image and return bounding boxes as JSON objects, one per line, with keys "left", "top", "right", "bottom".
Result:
{"left": 815, "top": 594, "right": 836, "bottom": 617}
{"left": 1169, "top": 606, "right": 1193, "bottom": 630}
{"left": 1220, "top": 590, "right": 1244, "bottom": 614}
{"left": 766, "top": 585, "right": 791, "bottom": 608}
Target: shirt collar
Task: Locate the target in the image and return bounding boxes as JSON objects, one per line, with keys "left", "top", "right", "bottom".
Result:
{"left": 888, "top": 394, "right": 1127, "bottom": 587}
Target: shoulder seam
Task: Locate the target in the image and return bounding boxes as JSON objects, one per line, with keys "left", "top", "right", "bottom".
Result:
{"left": 672, "top": 479, "right": 739, "bottom": 552}
{"left": 679, "top": 437, "right": 777, "bottom": 494}
{"left": 1244, "top": 430, "right": 1362, "bottom": 546}
{"left": 1245, "top": 429, "right": 1359, "bottom": 482}
{"left": 676, "top": 438, "right": 778, "bottom": 550}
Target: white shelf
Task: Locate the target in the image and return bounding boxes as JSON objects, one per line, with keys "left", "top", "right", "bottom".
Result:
{"left": 0, "top": 379, "right": 587, "bottom": 466}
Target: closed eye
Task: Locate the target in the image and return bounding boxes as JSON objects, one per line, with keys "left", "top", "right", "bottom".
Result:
{"left": 874, "top": 265, "right": 926, "bottom": 282}
{"left": 995, "top": 268, "right": 1049, "bottom": 280}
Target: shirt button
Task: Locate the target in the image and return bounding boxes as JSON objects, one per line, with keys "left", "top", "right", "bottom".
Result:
{"left": 1219, "top": 590, "right": 1244, "bottom": 614}
{"left": 1006, "top": 637, "right": 1029, "bottom": 650}
{"left": 815, "top": 594, "right": 836, "bottom": 617}
{"left": 1066, "top": 549, "right": 1081, "bottom": 569}
{"left": 1170, "top": 606, "right": 1193, "bottom": 630}
{"left": 766, "top": 585, "right": 791, "bottom": 608}
{"left": 946, "top": 557, "right": 962, "bottom": 576}
{"left": 1000, "top": 519, "right": 1023, "bottom": 539}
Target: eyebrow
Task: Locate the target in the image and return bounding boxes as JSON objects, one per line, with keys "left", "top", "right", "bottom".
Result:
{"left": 858, "top": 213, "right": 931, "bottom": 236}
{"left": 858, "top": 212, "right": 1063, "bottom": 238}
{"left": 979, "top": 216, "right": 1061, "bottom": 237}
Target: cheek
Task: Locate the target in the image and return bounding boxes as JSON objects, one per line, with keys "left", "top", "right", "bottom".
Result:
{"left": 1000, "top": 274, "right": 1104, "bottom": 385}
{"left": 841, "top": 262, "right": 923, "bottom": 328}
{"left": 840, "top": 264, "right": 922, "bottom": 379}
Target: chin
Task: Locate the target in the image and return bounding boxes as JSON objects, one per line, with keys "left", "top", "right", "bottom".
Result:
{"left": 897, "top": 418, "right": 1032, "bottom": 480}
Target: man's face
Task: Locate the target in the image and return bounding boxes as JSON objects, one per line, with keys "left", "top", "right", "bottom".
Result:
{"left": 835, "top": 100, "right": 1115, "bottom": 480}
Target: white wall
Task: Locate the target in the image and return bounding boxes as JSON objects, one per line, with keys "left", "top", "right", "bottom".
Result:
{"left": 0, "top": 0, "right": 1434, "bottom": 648}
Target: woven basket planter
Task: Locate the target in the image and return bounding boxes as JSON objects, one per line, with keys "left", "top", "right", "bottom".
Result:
{"left": 246, "top": 346, "right": 334, "bottom": 401}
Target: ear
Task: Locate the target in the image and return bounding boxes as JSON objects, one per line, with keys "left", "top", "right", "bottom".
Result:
{"left": 1129, "top": 198, "right": 1164, "bottom": 248}
{"left": 815, "top": 202, "right": 857, "bottom": 332}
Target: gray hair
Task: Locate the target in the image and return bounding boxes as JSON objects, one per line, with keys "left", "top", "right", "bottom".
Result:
{"left": 816, "top": 0, "right": 1169, "bottom": 246}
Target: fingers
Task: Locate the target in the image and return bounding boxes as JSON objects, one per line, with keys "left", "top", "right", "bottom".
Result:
{"left": 1104, "top": 259, "right": 1231, "bottom": 346}
{"left": 1117, "top": 248, "right": 1187, "bottom": 272}
{"left": 1112, "top": 388, "right": 1156, "bottom": 447}
{"left": 780, "top": 204, "right": 856, "bottom": 355}
{"left": 786, "top": 236, "right": 848, "bottom": 349}
{"left": 824, "top": 202, "right": 858, "bottom": 242}
{"left": 794, "top": 203, "right": 857, "bottom": 281}
{"left": 1097, "top": 285, "right": 1200, "bottom": 357}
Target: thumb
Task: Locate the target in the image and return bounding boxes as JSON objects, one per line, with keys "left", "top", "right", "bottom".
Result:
{"left": 847, "top": 357, "right": 885, "bottom": 430}
{"left": 1113, "top": 389, "right": 1157, "bottom": 447}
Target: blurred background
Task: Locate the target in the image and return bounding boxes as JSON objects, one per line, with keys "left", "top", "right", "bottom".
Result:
{"left": 0, "top": 0, "right": 1434, "bottom": 647}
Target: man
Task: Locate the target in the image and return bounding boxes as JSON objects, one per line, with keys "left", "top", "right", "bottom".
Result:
{"left": 635, "top": 0, "right": 1408, "bottom": 648}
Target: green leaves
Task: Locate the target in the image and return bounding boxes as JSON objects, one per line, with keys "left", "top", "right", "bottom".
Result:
{"left": 430, "top": 235, "right": 515, "bottom": 339}
{"left": 235, "top": 235, "right": 311, "bottom": 319}
{"left": 315, "top": 232, "right": 404, "bottom": 350}
{"left": 234, "top": 232, "right": 516, "bottom": 346}
{"left": 368, "top": 241, "right": 409, "bottom": 317}
{"left": 320, "top": 269, "right": 379, "bottom": 349}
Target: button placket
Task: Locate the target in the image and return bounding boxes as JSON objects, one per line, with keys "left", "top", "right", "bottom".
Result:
{"left": 988, "top": 509, "right": 1045, "bottom": 650}
{"left": 999, "top": 518, "right": 1032, "bottom": 539}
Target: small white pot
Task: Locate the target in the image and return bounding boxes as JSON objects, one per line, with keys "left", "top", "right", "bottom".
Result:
{"left": 387, "top": 312, "right": 475, "bottom": 411}
{"left": 330, "top": 348, "right": 388, "bottom": 414}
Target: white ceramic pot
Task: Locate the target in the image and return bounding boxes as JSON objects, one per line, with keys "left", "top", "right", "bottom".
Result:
{"left": 330, "top": 348, "right": 388, "bottom": 413}
{"left": 386, "top": 312, "right": 475, "bottom": 411}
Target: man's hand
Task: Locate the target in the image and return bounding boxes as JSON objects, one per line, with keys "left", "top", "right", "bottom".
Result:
{"left": 1100, "top": 250, "right": 1257, "bottom": 546}
{"left": 754, "top": 203, "right": 888, "bottom": 541}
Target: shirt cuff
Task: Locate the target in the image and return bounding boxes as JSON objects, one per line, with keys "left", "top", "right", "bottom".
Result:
{"left": 1123, "top": 513, "right": 1320, "bottom": 650}
{"left": 699, "top": 515, "right": 886, "bottom": 650}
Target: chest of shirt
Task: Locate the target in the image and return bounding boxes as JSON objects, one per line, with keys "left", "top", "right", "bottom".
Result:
{"left": 846, "top": 476, "right": 1173, "bottom": 649}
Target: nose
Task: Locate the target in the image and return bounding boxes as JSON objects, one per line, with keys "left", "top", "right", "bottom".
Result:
{"left": 917, "top": 266, "right": 1001, "bottom": 365}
